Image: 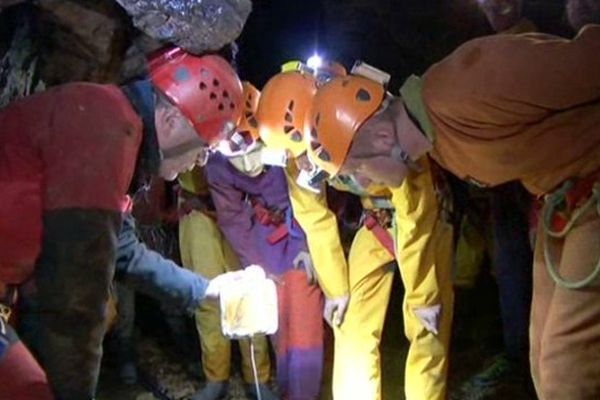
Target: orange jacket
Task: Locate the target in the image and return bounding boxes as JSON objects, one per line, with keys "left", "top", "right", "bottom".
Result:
{"left": 423, "top": 24, "right": 600, "bottom": 195}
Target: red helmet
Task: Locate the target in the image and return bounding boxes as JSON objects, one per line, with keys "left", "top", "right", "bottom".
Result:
{"left": 148, "top": 47, "right": 243, "bottom": 145}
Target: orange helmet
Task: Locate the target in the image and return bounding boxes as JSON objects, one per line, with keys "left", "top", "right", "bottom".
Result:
{"left": 305, "top": 75, "right": 385, "bottom": 176}
{"left": 256, "top": 71, "right": 318, "bottom": 157}
{"left": 216, "top": 82, "right": 261, "bottom": 157}
{"left": 237, "top": 81, "right": 261, "bottom": 140}
{"left": 148, "top": 47, "right": 243, "bottom": 145}
{"left": 314, "top": 60, "right": 347, "bottom": 83}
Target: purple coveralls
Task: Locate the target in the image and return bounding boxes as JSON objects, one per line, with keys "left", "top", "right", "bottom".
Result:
{"left": 206, "top": 154, "right": 324, "bottom": 400}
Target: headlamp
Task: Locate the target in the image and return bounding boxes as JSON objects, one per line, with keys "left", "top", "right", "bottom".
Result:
{"left": 307, "top": 54, "right": 323, "bottom": 70}
{"left": 351, "top": 60, "right": 391, "bottom": 87}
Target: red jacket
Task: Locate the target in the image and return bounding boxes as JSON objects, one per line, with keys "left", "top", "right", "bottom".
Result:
{"left": 0, "top": 83, "right": 142, "bottom": 284}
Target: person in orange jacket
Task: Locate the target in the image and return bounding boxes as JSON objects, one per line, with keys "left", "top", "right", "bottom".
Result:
{"left": 303, "top": 3, "right": 600, "bottom": 397}
{"left": 0, "top": 47, "right": 247, "bottom": 400}
{"left": 452, "top": 2, "right": 536, "bottom": 398}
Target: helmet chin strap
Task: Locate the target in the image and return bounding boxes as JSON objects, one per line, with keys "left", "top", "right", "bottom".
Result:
{"left": 161, "top": 136, "right": 205, "bottom": 159}
{"left": 390, "top": 144, "right": 423, "bottom": 173}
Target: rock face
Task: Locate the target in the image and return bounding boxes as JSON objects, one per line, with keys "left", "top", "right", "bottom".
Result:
{"left": 36, "top": 0, "right": 130, "bottom": 84}
{"left": 0, "top": 0, "right": 252, "bottom": 86}
{"left": 114, "top": 0, "right": 252, "bottom": 54}
{"left": 0, "top": 7, "right": 44, "bottom": 106}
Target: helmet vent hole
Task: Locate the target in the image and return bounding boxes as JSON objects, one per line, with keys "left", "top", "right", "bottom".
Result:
{"left": 315, "top": 113, "right": 321, "bottom": 126}
{"left": 311, "top": 127, "right": 318, "bottom": 139}
{"left": 288, "top": 100, "right": 295, "bottom": 111}
{"left": 356, "top": 89, "right": 371, "bottom": 102}
{"left": 248, "top": 116, "right": 258, "bottom": 128}
{"left": 310, "top": 141, "right": 320, "bottom": 151}
{"left": 210, "top": 92, "right": 217, "bottom": 100}
{"left": 291, "top": 131, "right": 302, "bottom": 142}
{"left": 200, "top": 82, "right": 207, "bottom": 90}
{"left": 223, "top": 90, "right": 229, "bottom": 98}
{"left": 218, "top": 103, "right": 224, "bottom": 111}
{"left": 283, "top": 125, "right": 294, "bottom": 134}
{"left": 284, "top": 112, "right": 293, "bottom": 123}
{"left": 213, "top": 79, "right": 220, "bottom": 87}
{"left": 230, "top": 102, "right": 235, "bottom": 109}
{"left": 318, "top": 149, "right": 331, "bottom": 162}
{"left": 245, "top": 100, "right": 252, "bottom": 109}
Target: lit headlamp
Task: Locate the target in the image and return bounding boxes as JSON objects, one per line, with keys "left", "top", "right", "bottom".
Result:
{"left": 306, "top": 54, "right": 323, "bottom": 70}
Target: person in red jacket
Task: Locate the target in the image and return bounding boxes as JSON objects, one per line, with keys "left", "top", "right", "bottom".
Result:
{"left": 0, "top": 47, "right": 244, "bottom": 400}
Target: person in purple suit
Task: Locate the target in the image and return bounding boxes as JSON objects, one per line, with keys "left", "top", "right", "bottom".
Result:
{"left": 205, "top": 143, "right": 324, "bottom": 400}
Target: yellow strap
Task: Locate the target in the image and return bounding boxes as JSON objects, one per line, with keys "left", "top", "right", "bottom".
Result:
{"left": 281, "top": 60, "right": 304, "bottom": 73}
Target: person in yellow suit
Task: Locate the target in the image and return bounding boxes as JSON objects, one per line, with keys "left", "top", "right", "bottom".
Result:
{"left": 256, "top": 64, "right": 454, "bottom": 400}
{"left": 178, "top": 82, "right": 275, "bottom": 400}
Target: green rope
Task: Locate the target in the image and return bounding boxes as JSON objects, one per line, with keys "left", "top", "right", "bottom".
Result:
{"left": 542, "top": 181, "right": 600, "bottom": 289}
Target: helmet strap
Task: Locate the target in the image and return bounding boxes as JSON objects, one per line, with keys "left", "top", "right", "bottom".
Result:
{"left": 161, "top": 136, "right": 205, "bottom": 159}
{"left": 390, "top": 144, "right": 423, "bottom": 173}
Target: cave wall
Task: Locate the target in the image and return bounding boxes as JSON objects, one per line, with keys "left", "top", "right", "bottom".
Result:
{"left": 0, "top": 0, "right": 571, "bottom": 98}
{"left": 0, "top": 0, "right": 253, "bottom": 93}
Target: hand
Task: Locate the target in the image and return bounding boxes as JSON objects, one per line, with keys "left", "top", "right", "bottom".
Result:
{"left": 243, "top": 265, "right": 267, "bottom": 280}
{"left": 323, "top": 295, "right": 350, "bottom": 328}
{"left": 413, "top": 304, "right": 442, "bottom": 335}
{"left": 204, "top": 265, "right": 268, "bottom": 299}
{"left": 293, "top": 251, "right": 317, "bottom": 285}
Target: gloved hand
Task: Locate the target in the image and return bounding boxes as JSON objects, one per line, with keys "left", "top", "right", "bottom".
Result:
{"left": 323, "top": 295, "right": 350, "bottom": 328}
{"left": 293, "top": 251, "right": 317, "bottom": 285}
{"left": 204, "top": 266, "right": 266, "bottom": 299}
{"left": 413, "top": 304, "right": 442, "bottom": 335}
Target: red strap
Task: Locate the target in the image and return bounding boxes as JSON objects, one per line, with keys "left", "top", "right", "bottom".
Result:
{"left": 178, "top": 201, "right": 194, "bottom": 219}
{"left": 550, "top": 170, "right": 599, "bottom": 231}
{"left": 252, "top": 201, "right": 289, "bottom": 244}
{"left": 120, "top": 195, "right": 133, "bottom": 214}
{"left": 364, "top": 215, "right": 395, "bottom": 256}
{"left": 565, "top": 172, "right": 599, "bottom": 211}
{"left": 550, "top": 213, "right": 567, "bottom": 232}
{"left": 253, "top": 202, "right": 273, "bottom": 225}
{"left": 267, "top": 224, "right": 289, "bottom": 245}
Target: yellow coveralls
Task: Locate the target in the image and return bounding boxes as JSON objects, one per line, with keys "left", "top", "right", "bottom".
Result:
{"left": 178, "top": 168, "right": 271, "bottom": 384}
{"left": 453, "top": 189, "right": 493, "bottom": 288}
{"left": 285, "top": 157, "right": 454, "bottom": 400}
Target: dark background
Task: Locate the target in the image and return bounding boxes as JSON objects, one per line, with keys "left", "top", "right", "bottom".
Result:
{"left": 0, "top": 0, "right": 572, "bottom": 91}
{"left": 236, "top": 0, "right": 571, "bottom": 91}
